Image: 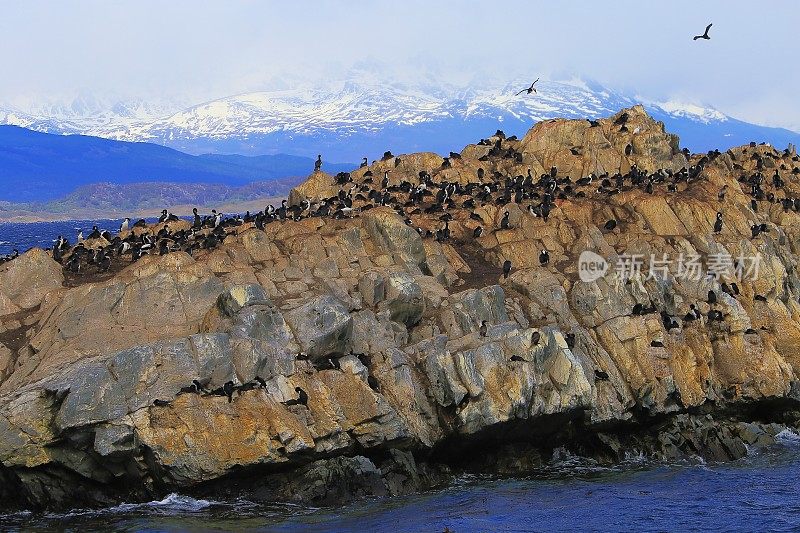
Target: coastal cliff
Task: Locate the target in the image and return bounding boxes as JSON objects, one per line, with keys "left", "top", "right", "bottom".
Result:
{"left": 3, "top": 106, "right": 800, "bottom": 510}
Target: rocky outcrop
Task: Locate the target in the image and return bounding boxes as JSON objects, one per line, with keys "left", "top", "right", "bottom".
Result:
{"left": 3, "top": 106, "right": 800, "bottom": 510}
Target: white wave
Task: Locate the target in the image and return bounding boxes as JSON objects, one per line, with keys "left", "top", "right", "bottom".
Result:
{"left": 109, "top": 493, "right": 215, "bottom": 513}
{"left": 621, "top": 449, "right": 648, "bottom": 464}
{"left": 776, "top": 428, "right": 800, "bottom": 445}
{"left": 46, "top": 493, "right": 217, "bottom": 519}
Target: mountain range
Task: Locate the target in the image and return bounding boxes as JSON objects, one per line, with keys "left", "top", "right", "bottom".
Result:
{"left": 0, "top": 126, "right": 353, "bottom": 203}
{"left": 2, "top": 78, "right": 799, "bottom": 161}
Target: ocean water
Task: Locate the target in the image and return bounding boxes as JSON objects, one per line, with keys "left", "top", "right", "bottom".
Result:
{"left": 0, "top": 219, "right": 135, "bottom": 256}
{"left": 3, "top": 431, "right": 800, "bottom": 532}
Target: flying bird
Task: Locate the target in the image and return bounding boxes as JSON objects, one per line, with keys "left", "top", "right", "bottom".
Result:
{"left": 693, "top": 23, "right": 712, "bottom": 40}
{"left": 515, "top": 78, "right": 539, "bottom": 96}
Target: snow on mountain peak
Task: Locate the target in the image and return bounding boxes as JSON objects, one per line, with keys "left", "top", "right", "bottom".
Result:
{"left": 650, "top": 100, "right": 728, "bottom": 124}
{"left": 0, "top": 77, "right": 761, "bottom": 159}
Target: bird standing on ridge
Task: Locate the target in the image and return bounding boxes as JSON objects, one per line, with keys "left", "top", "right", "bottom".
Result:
{"left": 693, "top": 23, "right": 712, "bottom": 40}
{"left": 515, "top": 78, "right": 539, "bottom": 96}
{"left": 539, "top": 249, "right": 550, "bottom": 266}
{"left": 713, "top": 212, "right": 723, "bottom": 233}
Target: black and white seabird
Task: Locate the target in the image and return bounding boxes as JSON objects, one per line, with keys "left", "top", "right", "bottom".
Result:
{"left": 500, "top": 211, "right": 510, "bottom": 230}
{"left": 539, "top": 249, "right": 550, "bottom": 265}
{"left": 693, "top": 23, "right": 712, "bottom": 40}
{"left": 479, "top": 320, "right": 488, "bottom": 337}
{"left": 223, "top": 380, "right": 235, "bottom": 403}
{"left": 713, "top": 212, "right": 723, "bottom": 233}
{"left": 502, "top": 259, "right": 512, "bottom": 279}
{"left": 283, "top": 386, "right": 308, "bottom": 407}
{"left": 515, "top": 78, "right": 539, "bottom": 96}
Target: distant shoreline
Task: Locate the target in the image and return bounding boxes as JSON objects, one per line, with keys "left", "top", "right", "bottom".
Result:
{"left": 0, "top": 196, "right": 286, "bottom": 223}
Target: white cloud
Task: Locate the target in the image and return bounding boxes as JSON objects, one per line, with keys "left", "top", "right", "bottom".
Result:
{"left": 0, "top": 0, "right": 798, "bottom": 130}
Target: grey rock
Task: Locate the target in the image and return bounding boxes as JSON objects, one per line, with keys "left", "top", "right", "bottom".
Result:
{"left": 358, "top": 272, "right": 386, "bottom": 307}
{"left": 231, "top": 337, "right": 295, "bottom": 382}
{"left": 362, "top": 209, "right": 426, "bottom": 266}
{"left": 281, "top": 455, "right": 387, "bottom": 505}
{"left": 218, "top": 284, "right": 270, "bottom": 316}
{"left": 94, "top": 424, "right": 137, "bottom": 457}
{"left": 230, "top": 305, "right": 295, "bottom": 349}
{"left": 188, "top": 333, "right": 236, "bottom": 387}
{"left": 284, "top": 295, "right": 353, "bottom": 360}
{"left": 445, "top": 285, "right": 509, "bottom": 336}
{"left": 380, "top": 272, "right": 424, "bottom": 326}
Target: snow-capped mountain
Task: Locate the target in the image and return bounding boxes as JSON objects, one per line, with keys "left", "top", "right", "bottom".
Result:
{"left": 2, "top": 78, "right": 799, "bottom": 160}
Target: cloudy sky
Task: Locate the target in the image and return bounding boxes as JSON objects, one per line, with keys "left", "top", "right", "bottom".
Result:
{"left": 1, "top": 0, "right": 798, "bottom": 130}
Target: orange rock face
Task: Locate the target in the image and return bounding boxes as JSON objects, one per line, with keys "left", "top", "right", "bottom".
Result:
{"left": 2, "top": 106, "right": 800, "bottom": 508}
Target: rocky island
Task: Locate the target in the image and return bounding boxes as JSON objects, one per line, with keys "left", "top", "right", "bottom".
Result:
{"left": 2, "top": 106, "right": 800, "bottom": 511}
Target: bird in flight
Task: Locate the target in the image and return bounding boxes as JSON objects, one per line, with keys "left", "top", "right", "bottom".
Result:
{"left": 516, "top": 78, "right": 539, "bottom": 96}
{"left": 693, "top": 23, "right": 712, "bottom": 40}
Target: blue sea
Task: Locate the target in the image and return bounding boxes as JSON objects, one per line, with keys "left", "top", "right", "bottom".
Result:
{"left": 0, "top": 219, "right": 134, "bottom": 256}
{"left": 3, "top": 431, "right": 800, "bottom": 532}
{"left": 0, "top": 218, "right": 190, "bottom": 257}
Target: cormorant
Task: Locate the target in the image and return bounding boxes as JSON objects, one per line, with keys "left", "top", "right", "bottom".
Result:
{"left": 515, "top": 78, "right": 539, "bottom": 96}
{"left": 693, "top": 23, "right": 712, "bottom": 40}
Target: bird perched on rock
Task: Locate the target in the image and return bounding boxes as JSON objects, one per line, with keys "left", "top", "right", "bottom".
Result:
{"left": 684, "top": 304, "right": 701, "bottom": 322}
{"left": 503, "top": 260, "right": 512, "bottom": 279}
{"left": 283, "top": 387, "right": 308, "bottom": 407}
{"left": 565, "top": 333, "right": 576, "bottom": 349}
{"left": 479, "top": 320, "right": 488, "bottom": 337}
{"left": 539, "top": 250, "right": 550, "bottom": 266}
{"left": 500, "top": 211, "right": 510, "bottom": 230}
{"left": 693, "top": 23, "right": 712, "bottom": 40}
{"left": 713, "top": 212, "right": 723, "bottom": 233}
{"left": 515, "top": 78, "right": 539, "bottom": 96}
{"left": 179, "top": 379, "right": 209, "bottom": 395}
{"left": 314, "top": 155, "right": 322, "bottom": 171}
{"left": 223, "top": 381, "right": 235, "bottom": 403}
